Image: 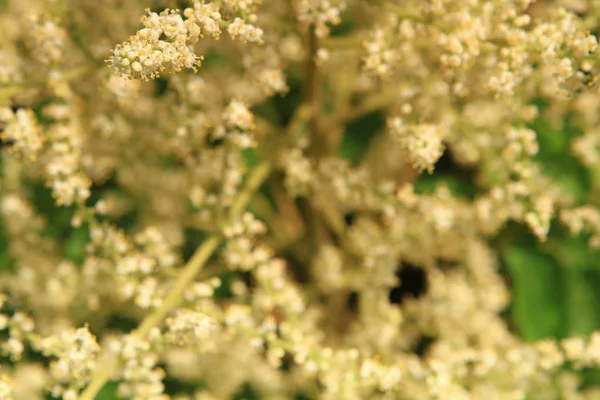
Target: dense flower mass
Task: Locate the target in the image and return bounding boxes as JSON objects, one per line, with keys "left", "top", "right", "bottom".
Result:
{"left": 2, "top": 0, "right": 600, "bottom": 399}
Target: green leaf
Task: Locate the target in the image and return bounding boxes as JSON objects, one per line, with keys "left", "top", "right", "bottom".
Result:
{"left": 538, "top": 156, "right": 589, "bottom": 203}
{"left": 529, "top": 117, "right": 590, "bottom": 203}
{"left": 562, "top": 270, "right": 600, "bottom": 336}
{"left": 339, "top": 111, "right": 384, "bottom": 165}
{"left": 414, "top": 174, "right": 476, "bottom": 199}
{"left": 530, "top": 117, "right": 570, "bottom": 154}
{"left": 242, "top": 148, "right": 260, "bottom": 168}
{"left": 64, "top": 225, "right": 90, "bottom": 264}
{"left": 95, "top": 381, "right": 120, "bottom": 400}
{"left": 233, "top": 383, "right": 261, "bottom": 400}
{"left": 30, "top": 181, "right": 75, "bottom": 239}
{"left": 504, "top": 245, "right": 563, "bottom": 340}
{"left": 544, "top": 229, "right": 598, "bottom": 271}
{"left": 0, "top": 214, "right": 11, "bottom": 271}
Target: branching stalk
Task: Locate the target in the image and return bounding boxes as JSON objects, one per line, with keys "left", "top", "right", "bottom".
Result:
{"left": 78, "top": 161, "right": 271, "bottom": 400}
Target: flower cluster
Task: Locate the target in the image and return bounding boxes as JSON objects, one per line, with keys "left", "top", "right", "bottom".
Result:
{"left": 108, "top": 332, "right": 166, "bottom": 400}
{"left": 109, "top": 9, "right": 203, "bottom": 80}
{"left": 0, "top": 108, "right": 45, "bottom": 161}
{"left": 109, "top": 1, "right": 265, "bottom": 80}
{"left": 295, "top": 0, "right": 345, "bottom": 38}
{"left": 387, "top": 118, "right": 445, "bottom": 174}
{"left": 40, "top": 327, "right": 101, "bottom": 399}
{"left": 27, "top": 18, "right": 69, "bottom": 65}
{"left": 165, "top": 309, "right": 220, "bottom": 346}
{"left": 222, "top": 212, "right": 270, "bottom": 271}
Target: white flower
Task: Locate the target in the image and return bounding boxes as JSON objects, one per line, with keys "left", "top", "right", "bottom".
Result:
{"left": 223, "top": 100, "right": 255, "bottom": 130}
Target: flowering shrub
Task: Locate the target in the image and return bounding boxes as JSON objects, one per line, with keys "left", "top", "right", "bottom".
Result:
{"left": 2, "top": 0, "right": 600, "bottom": 398}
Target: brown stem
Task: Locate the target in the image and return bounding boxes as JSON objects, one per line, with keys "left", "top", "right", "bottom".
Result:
{"left": 305, "top": 26, "right": 325, "bottom": 158}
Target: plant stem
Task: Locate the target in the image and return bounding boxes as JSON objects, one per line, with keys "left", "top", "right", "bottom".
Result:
{"left": 78, "top": 161, "right": 271, "bottom": 400}
{"left": 217, "top": 140, "right": 231, "bottom": 226}
{"left": 0, "top": 65, "right": 90, "bottom": 105}
{"left": 230, "top": 161, "right": 272, "bottom": 218}
{"left": 384, "top": 3, "right": 425, "bottom": 22}
{"left": 136, "top": 235, "right": 221, "bottom": 336}
{"left": 321, "top": 35, "right": 363, "bottom": 49}
{"left": 305, "top": 25, "right": 325, "bottom": 157}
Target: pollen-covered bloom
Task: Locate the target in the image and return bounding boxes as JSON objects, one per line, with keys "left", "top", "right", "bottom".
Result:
{"left": 40, "top": 326, "right": 100, "bottom": 395}
{"left": 166, "top": 309, "right": 220, "bottom": 346}
{"left": 388, "top": 118, "right": 445, "bottom": 173}
{"left": 109, "top": 9, "right": 202, "bottom": 80}
{"left": 228, "top": 18, "right": 264, "bottom": 43}
{"left": 0, "top": 108, "right": 45, "bottom": 161}
{"left": 295, "top": 0, "right": 345, "bottom": 38}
